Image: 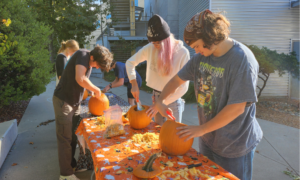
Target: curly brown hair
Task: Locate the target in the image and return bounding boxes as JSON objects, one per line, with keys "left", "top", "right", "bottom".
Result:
{"left": 184, "top": 11, "right": 231, "bottom": 49}
{"left": 90, "top": 45, "right": 114, "bottom": 71}
{"left": 201, "top": 13, "right": 230, "bottom": 49}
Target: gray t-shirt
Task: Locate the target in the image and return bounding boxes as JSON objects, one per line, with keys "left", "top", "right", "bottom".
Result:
{"left": 178, "top": 40, "right": 263, "bottom": 158}
{"left": 54, "top": 49, "right": 92, "bottom": 107}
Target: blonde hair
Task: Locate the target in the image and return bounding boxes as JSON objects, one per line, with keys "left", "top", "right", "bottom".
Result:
{"left": 57, "top": 40, "right": 79, "bottom": 54}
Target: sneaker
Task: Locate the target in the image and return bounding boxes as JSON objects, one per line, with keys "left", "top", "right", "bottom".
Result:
{"left": 59, "top": 174, "right": 80, "bottom": 180}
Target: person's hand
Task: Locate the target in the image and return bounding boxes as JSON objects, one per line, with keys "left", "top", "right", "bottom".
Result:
{"left": 153, "top": 100, "right": 175, "bottom": 120}
{"left": 102, "top": 85, "right": 110, "bottom": 93}
{"left": 131, "top": 83, "right": 140, "bottom": 102}
{"left": 94, "top": 88, "right": 101, "bottom": 99}
{"left": 176, "top": 125, "right": 205, "bottom": 142}
{"left": 146, "top": 104, "right": 159, "bottom": 119}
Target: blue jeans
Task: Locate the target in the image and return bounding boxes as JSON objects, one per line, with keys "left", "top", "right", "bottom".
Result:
{"left": 199, "top": 138, "right": 256, "bottom": 180}
{"left": 153, "top": 91, "right": 185, "bottom": 126}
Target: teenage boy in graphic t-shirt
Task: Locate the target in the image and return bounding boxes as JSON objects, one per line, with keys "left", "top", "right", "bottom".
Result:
{"left": 152, "top": 10, "right": 263, "bottom": 180}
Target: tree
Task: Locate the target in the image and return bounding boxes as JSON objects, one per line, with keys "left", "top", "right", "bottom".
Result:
{"left": 27, "top": 0, "right": 112, "bottom": 62}
{"left": 0, "top": 0, "right": 53, "bottom": 107}
{"left": 247, "top": 45, "right": 299, "bottom": 98}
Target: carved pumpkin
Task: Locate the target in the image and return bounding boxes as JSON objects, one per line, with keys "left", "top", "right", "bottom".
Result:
{"left": 88, "top": 94, "right": 109, "bottom": 116}
{"left": 122, "top": 112, "right": 129, "bottom": 123}
{"left": 159, "top": 120, "right": 194, "bottom": 155}
{"left": 133, "top": 153, "right": 162, "bottom": 179}
{"left": 127, "top": 105, "right": 151, "bottom": 129}
{"left": 82, "top": 90, "right": 89, "bottom": 100}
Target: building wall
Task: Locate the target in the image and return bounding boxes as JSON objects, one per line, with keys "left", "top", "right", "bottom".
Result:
{"left": 144, "top": 0, "right": 179, "bottom": 39}
{"left": 211, "top": 0, "right": 299, "bottom": 97}
{"left": 178, "top": 0, "right": 209, "bottom": 56}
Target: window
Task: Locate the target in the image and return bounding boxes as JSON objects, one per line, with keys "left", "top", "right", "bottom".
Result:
{"left": 291, "top": 40, "right": 300, "bottom": 62}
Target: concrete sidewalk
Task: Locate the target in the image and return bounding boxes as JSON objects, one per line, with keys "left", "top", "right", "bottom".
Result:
{"left": 0, "top": 77, "right": 299, "bottom": 180}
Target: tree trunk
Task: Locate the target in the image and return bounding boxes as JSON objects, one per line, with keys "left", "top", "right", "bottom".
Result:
{"left": 257, "top": 72, "right": 270, "bottom": 99}
{"left": 48, "top": 33, "right": 55, "bottom": 63}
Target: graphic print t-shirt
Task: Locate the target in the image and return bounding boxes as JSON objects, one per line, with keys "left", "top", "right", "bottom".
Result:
{"left": 178, "top": 40, "right": 263, "bottom": 158}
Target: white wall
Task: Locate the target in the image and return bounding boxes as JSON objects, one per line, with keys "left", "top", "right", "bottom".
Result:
{"left": 211, "top": 0, "right": 299, "bottom": 97}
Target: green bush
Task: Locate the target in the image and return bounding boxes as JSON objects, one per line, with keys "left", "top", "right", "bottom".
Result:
{"left": 0, "top": 0, "right": 53, "bottom": 107}
{"left": 247, "top": 45, "right": 299, "bottom": 98}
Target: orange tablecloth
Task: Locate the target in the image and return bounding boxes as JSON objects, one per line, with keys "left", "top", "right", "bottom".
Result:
{"left": 76, "top": 118, "right": 239, "bottom": 180}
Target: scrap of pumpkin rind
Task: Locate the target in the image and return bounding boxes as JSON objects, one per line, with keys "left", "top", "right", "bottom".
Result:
{"left": 159, "top": 174, "right": 167, "bottom": 180}
{"left": 116, "top": 170, "right": 123, "bottom": 175}
{"left": 165, "top": 161, "right": 174, "bottom": 167}
{"left": 173, "top": 175, "right": 181, "bottom": 180}
{"left": 162, "top": 170, "right": 175, "bottom": 176}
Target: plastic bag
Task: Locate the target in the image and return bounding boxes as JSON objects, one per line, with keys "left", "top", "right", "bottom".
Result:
{"left": 104, "top": 105, "right": 125, "bottom": 138}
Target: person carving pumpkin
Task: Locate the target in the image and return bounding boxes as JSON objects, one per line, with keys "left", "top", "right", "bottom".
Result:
{"left": 153, "top": 10, "right": 263, "bottom": 180}
{"left": 126, "top": 14, "right": 190, "bottom": 125}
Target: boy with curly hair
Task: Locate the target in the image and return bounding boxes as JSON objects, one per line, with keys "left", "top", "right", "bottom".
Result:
{"left": 53, "top": 45, "right": 113, "bottom": 180}
{"left": 153, "top": 10, "right": 263, "bottom": 180}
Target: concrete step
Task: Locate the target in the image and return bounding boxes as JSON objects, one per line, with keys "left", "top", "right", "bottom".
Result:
{"left": 0, "top": 119, "right": 18, "bottom": 169}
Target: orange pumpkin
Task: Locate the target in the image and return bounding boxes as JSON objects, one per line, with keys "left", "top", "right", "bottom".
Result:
{"left": 88, "top": 94, "right": 109, "bottom": 116}
{"left": 159, "top": 120, "right": 194, "bottom": 156}
{"left": 82, "top": 90, "right": 89, "bottom": 100}
{"left": 133, "top": 153, "right": 162, "bottom": 179}
{"left": 127, "top": 105, "right": 151, "bottom": 129}
{"left": 122, "top": 112, "right": 129, "bottom": 123}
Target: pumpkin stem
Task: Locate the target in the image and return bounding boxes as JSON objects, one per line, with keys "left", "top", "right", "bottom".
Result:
{"left": 142, "top": 153, "right": 161, "bottom": 172}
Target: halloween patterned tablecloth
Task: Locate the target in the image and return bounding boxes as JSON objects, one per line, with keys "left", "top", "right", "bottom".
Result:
{"left": 76, "top": 119, "right": 239, "bottom": 180}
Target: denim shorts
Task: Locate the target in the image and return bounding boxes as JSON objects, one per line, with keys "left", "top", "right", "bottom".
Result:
{"left": 199, "top": 138, "right": 256, "bottom": 180}
{"left": 152, "top": 90, "right": 185, "bottom": 126}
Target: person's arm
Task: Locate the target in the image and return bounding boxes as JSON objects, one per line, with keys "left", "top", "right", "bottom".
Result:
{"left": 103, "top": 77, "right": 124, "bottom": 92}
{"left": 111, "top": 77, "right": 124, "bottom": 87}
{"left": 176, "top": 102, "right": 246, "bottom": 141}
{"left": 126, "top": 44, "right": 149, "bottom": 100}
{"left": 75, "top": 65, "right": 101, "bottom": 98}
{"left": 150, "top": 75, "right": 187, "bottom": 119}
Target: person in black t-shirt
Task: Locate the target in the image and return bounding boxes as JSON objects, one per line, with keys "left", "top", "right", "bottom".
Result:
{"left": 102, "top": 61, "right": 142, "bottom": 105}
{"left": 53, "top": 45, "right": 113, "bottom": 180}
{"left": 55, "top": 40, "right": 79, "bottom": 86}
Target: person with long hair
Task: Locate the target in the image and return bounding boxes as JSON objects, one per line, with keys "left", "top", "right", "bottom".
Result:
{"left": 153, "top": 10, "right": 263, "bottom": 180}
{"left": 55, "top": 40, "right": 79, "bottom": 86}
{"left": 126, "top": 14, "right": 190, "bottom": 125}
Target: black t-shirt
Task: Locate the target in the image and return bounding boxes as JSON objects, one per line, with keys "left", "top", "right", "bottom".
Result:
{"left": 55, "top": 53, "right": 67, "bottom": 77}
{"left": 54, "top": 49, "right": 92, "bottom": 106}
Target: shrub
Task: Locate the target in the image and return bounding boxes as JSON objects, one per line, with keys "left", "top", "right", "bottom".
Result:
{"left": 0, "top": 0, "right": 53, "bottom": 107}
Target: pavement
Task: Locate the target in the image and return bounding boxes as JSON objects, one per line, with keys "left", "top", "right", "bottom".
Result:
{"left": 0, "top": 77, "right": 299, "bottom": 180}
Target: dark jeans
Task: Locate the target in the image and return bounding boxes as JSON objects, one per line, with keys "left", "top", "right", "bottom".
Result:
{"left": 53, "top": 95, "right": 80, "bottom": 176}
{"left": 199, "top": 138, "right": 256, "bottom": 180}
{"left": 71, "top": 113, "right": 81, "bottom": 169}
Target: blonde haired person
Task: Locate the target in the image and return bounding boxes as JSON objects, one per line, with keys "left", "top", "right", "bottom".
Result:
{"left": 55, "top": 40, "right": 79, "bottom": 86}
{"left": 126, "top": 14, "right": 190, "bottom": 125}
